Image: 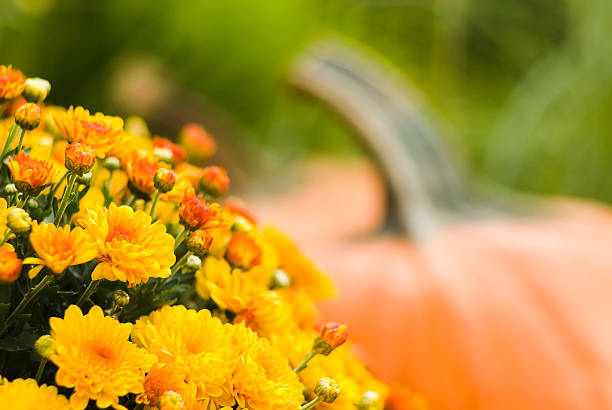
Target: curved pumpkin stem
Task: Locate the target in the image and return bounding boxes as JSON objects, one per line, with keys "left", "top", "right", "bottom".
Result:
{"left": 289, "top": 36, "right": 477, "bottom": 239}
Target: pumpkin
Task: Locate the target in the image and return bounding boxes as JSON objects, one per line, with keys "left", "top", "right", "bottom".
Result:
{"left": 250, "top": 38, "right": 612, "bottom": 410}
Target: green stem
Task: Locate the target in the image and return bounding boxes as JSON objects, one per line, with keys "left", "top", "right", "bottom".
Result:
{"left": 35, "top": 358, "right": 47, "bottom": 382}
{"left": 293, "top": 350, "right": 317, "bottom": 373}
{"left": 15, "top": 127, "right": 26, "bottom": 154}
{"left": 76, "top": 280, "right": 100, "bottom": 307}
{"left": 300, "top": 397, "right": 321, "bottom": 410}
{"left": 54, "top": 173, "right": 76, "bottom": 225}
{"left": 17, "top": 193, "right": 29, "bottom": 208}
{"left": 125, "top": 193, "right": 136, "bottom": 207}
{"left": 174, "top": 227, "right": 188, "bottom": 250}
{"left": 171, "top": 251, "right": 193, "bottom": 275}
{"left": 149, "top": 190, "right": 160, "bottom": 217}
{"left": 0, "top": 274, "right": 55, "bottom": 337}
{"left": 48, "top": 170, "right": 69, "bottom": 202}
{"left": 0, "top": 124, "right": 19, "bottom": 160}
{"left": 0, "top": 228, "right": 10, "bottom": 246}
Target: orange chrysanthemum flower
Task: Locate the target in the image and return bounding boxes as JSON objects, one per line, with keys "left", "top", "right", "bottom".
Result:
{"left": 14, "top": 102, "right": 41, "bottom": 130}
{"left": 123, "top": 150, "right": 167, "bottom": 196}
{"left": 7, "top": 151, "right": 54, "bottom": 194}
{"left": 49, "top": 305, "right": 157, "bottom": 410}
{"left": 226, "top": 232, "right": 262, "bottom": 270}
{"left": 0, "top": 65, "right": 26, "bottom": 100}
{"left": 53, "top": 106, "right": 124, "bottom": 158}
{"left": 178, "top": 123, "right": 216, "bottom": 161}
{"left": 65, "top": 142, "right": 96, "bottom": 176}
{"left": 0, "top": 246, "right": 22, "bottom": 283}
{"left": 23, "top": 222, "right": 97, "bottom": 278}
{"left": 153, "top": 136, "right": 186, "bottom": 163}
{"left": 199, "top": 166, "right": 230, "bottom": 197}
{"left": 77, "top": 204, "right": 175, "bottom": 286}
{"left": 179, "top": 193, "right": 226, "bottom": 231}
{"left": 0, "top": 378, "right": 70, "bottom": 409}
{"left": 132, "top": 305, "right": 238, "bottom": 408}
{"left": 231, "top": 324, "right": 304, "bottom": 409}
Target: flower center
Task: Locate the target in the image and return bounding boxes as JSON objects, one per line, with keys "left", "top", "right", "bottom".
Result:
{"left": 81, "top": 120, "right": 110, "bottom": 134}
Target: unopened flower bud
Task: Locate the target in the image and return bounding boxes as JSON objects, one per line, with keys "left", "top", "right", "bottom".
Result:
{"left": 157, "top": 390, "right": 184, "bottom": 410}
{"left": 185, "top": 230, "right": 213, "bottom": 257}
{"left": 15, "top": 103, "right": 40, "bottom": 130}
{"left": 102, "top": 156, "right": 121, "bottom": 171}
{"left": 185, "top": 254, "right": 202, "bottom": 272}
{"left": 355, "top": 391, "right": 381, "bottom": 409}
{"left": 22, "top": 78, "right": 51, "bottom": 103}
{"left": 199, "top": 166, "right": 229, "bottom": 197}
{"left": 7, "top": 208, "right": 32, "bottom": 234}
{"left": 4, "top": 183, "right": 17, "bottom": 195}
{"left": 154, "top": 168, "right": 176, "bottom": 193}
{"left": 76, "top": 172, "right": 92, "bottom": 185}
{"left": 153, "top": 147, "right": 174, "bottom": 164}
{"left": 65, "top": 143, "right": 96, "bottom": 176}
{"left": 112, "top": 290, "right": 130, "bottom": 307}
{"left": 270, "top": 269, "right": 291, "bottom": 289}
{"left": 314, "top": 377, "right": 340, "bottom": 403}
{"left": 26, "top": 198, "right": 38, "bottom": 209}
{"left": 313, "top": 322, "right": 348, "bottom": 356}
{"left": 34, "top": 335, "right": 56, "bottom": 359}
{"left": 231, "top": 215, "right": 252, "bottom": 233}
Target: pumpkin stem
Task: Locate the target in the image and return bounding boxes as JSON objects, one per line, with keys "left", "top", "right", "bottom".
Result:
{"left": 289, "top": 36, "right": 478, "bottom": 239}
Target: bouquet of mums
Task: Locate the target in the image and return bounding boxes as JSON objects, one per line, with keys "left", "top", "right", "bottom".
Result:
{"left": 0, "top": 64, "right": 399, "bottom": 410}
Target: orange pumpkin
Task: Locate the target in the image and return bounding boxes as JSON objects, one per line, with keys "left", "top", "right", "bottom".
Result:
{"left": 251, "top": 38, "right": 612, "bottom": 409}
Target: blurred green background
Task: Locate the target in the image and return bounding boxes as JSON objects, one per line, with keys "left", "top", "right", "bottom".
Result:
{"left": 2, "top": 0, "right": 612, "bottom": 202}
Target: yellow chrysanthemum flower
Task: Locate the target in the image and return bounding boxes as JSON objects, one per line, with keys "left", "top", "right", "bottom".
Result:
{"left": 23, "top": 222, "right": 97, "bottom": 278}
{"left": 0, "top": 197, "right": 14, "bottom": 237}
{"left": 77, "top": 203, "right": 176, "bottom": 286}
{"left": 137, "top": 363, "right": 195, "bottom": 409}
{"left": 49, "top": 305, "right": 157, "bottom": 410}
{"left": 0, "top": 377, "right": 70, "bottom": 410}
{"left": 132, "top": 305, "right": 237, "bottom": 408}
{"left": 231, "top": 324, "right": 304, "bottom": 409}
{"left": 196, "top": 256, "right": 294, "bottom": 337}
{"left": 262, "top": 228, "right": 334, "bottom": 300}
{"left": 52, "top": 106, "right": 125, "bottom": 158}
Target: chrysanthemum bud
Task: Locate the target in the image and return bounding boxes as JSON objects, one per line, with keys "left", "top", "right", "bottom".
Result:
{"left": 199, "top": 166, "right": 229, "bottom": 197}
{"left": 154, "top": 168, "right": 176, "bottom": 193}
{"left": 185, "top": 230, "right": 213, "bottom": 257}
{"left": 34, "top": 335, "right": 56, "bottom": 359}
{"left": 0, "top": 247, "right": 22, "bottom": 283}
{"left": 65, "top": 143, "right": 96, "bottom": 176}
{"left": 271, "top": 269, "right": 291, "bottom": 289}
{"left": 153, "top": 147, "right": 174, "bottom": 164}
{"left": 102, "top": 156, "right": 121, "bottom": 171}
{"left": 157, "top": 390, "right": 184, "bottom": 410}
{"left": 231, "top": 215, "right": 253, "bottom": 233}
{"left": 7, "top": 208, "right": 32, "bottom": 234}
{"left": 355, "top": 391, "right": 381, "bottom": 409}
{"left": 314, "top": 377, "right": 341, "bottom": 403}
{"left": 3, "top": 183, "right": 17, "bottom": 195}
{"left": 22, "top": 78, "right": 51, "bottom": 103}
{"left": 313, "top": 322, "right": 348, "bottom": 356}
{"left": 14, "top": 103, "right": 41, "bottom": 130}
{"left": 185, "top": 254, "right": 202, "bottom": 272}
{"left": 225, "top": 232, "right": 262, "bottom": 270}
{"left": 76, "top": 171, "right": 92, "bottom": 185}
{"left": 112, "top": 290, "right": 130, "bottom": 307}
{"left": 26, "top": 198, "right": 38, "bottom": 209}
